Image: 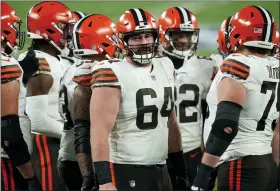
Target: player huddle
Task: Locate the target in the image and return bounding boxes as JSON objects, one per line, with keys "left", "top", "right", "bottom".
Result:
{"left": 1, "top": 1, "right": 279, "bottom": 191}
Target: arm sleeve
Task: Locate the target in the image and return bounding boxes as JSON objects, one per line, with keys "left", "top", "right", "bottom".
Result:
{"left": 72, "top": 61, "right": 95, "bottom": 87}
{"left": 90, "top": 62, "right": 122, "bottom": 89}
{"left": 1, "top": 57, "right": 22, "bottom": 84}
{"left": 34, "top": 57, "right": 51, "bottom": 75}
{"left": 26, "top": 95, "right": 63, "bottom": 139}
{"left": 217, "top": 54, "right": 251, "bottom": 88}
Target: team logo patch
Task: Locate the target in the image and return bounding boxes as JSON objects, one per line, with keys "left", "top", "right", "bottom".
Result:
{"left": 129, "top": 180, "right": 135, "bottom": 188}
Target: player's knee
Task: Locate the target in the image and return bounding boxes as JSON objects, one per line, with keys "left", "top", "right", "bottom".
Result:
{"left": 205, "top": 101, "right": 241, "bottom": 157}
{"left": 1, "top": 115, "right": 31, "bottom": 166}
{"left": 74, "top": 119, "right": 91, "bottom": 154}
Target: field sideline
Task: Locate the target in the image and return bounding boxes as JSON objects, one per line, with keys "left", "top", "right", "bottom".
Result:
{"left": 7, "top": 1, "right": 280, "bottom": 57}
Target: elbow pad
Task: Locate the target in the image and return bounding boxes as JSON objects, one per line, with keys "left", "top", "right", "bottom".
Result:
{"left": 1, "top": 115, "right": 31, "bottom": 166}
{"left": 205, "top": 101, "right": 242, "bottom": 157}
{"left": 74, "top": 119, "right": 91, "bottom": 154}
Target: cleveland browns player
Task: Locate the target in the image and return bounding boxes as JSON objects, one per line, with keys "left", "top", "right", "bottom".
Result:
{"left": 89, "top": 8, "right": 190, "bottom": 191}
{"left": 59, "top": 13, "right": 119, "bottom": 191}
{"left": 1, "top": 2, "right": 42, "bottom": 191}
{"left": 192, "top": 6, "right": 279, "bottom": 191}
{"left": 18, "top": 2, "right": 75, "bottom": 191}
{"left": 158, "top": 7, "right": 217, "bottom": 186}
{"left": 57, "top": 10, "right": 87, "bottom": 191}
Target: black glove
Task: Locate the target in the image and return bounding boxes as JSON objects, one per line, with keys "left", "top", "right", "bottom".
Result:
{"left": 27, "top": 175, "right": 42, "bottom": 191}
{"left": 168, "top": 151, "right": 191, "bottom": 190}
{"left": 18, "top": 49, "right": 39, "bottom": 86}
{"left": 81, "top": 176, "right": 98, "bottom": 191}
{"left": 192, "top": 163, "right": 214, "bottom": 191}
{"left": 173, "top": 175, "right": 191, "bottom": 190}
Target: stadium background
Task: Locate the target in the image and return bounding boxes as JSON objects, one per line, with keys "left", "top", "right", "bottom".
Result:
{"left": 7, "top": 1, "right": 280, "bottom": 58}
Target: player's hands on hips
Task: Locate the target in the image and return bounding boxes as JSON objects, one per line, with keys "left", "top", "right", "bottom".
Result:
{"left": 99, "top": 182, "right": 117, "bottom": 191}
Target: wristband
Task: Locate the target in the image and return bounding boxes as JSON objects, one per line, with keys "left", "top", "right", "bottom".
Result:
{"left": 93, "top": 161, "right": 112, "bottom": 185}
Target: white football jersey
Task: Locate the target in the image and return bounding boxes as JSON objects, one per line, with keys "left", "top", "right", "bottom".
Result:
{"left": 204, "top": 53, "right": 279, "bottom": 164}
{"left": 90, "top": 57, "right": 175, "bottom": 165}
{"left": 1, "top": 52, "right": 23, "bottom": 158}
{"left": 58, "top": 59, "right": 95, "bottom": 161}
{"left": 174, "top": 55, "right": 216, "bottom": 153}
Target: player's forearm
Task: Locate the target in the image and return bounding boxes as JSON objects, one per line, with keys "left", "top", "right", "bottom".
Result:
{"left": 73, "top": 85, "right": 91, "bottom": 121}
{"left": 91, "top": 127, "right": 110, "bottom": 161}
{"left": 76, "top": 153, "right": 94, "bottom": 177}
{"left": 272, "top": 121, "right": 279, "bottom": 165}
{"left": 168, "top": 115, "right": 182, "bottom": 153}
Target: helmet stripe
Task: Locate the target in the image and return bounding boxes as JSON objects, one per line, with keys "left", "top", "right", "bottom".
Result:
{"left": 174, "top": 7, "right": 184, "bottom": 24}
{"left": 254, "top": 6, "right": 272, "bottom": 42}
{"left": 138, "top": 9, "right": 148, "bottom": 25}
{"left": 72, "top": 15, "right": 90, "bottom": 49}
{"left": 175, "top": 7, "right": 192, "bottom": 24}
{"left": 129, "top": 8, "right": 147, "bottom": 27}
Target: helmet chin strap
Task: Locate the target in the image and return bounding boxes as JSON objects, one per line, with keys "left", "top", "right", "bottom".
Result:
{"left": 41, "top": 33, "right": 62, "bottom": 53}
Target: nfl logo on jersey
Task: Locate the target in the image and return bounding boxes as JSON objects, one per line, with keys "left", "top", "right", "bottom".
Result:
{"left": 129, "top": 180, "right": 136, "bottom": 188}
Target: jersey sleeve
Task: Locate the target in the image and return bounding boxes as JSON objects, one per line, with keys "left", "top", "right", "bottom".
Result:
{"left": 1, "top": 55, "right": 22, "bottom": 84}
{"left": 72, "top": 60, "right": 95, "bottom": 87}
{"left": 90, "top": 62, "right": 121, "bottom": 89}
{"left": 34, "top": 57, "right": 51, "bottom": 75}
{"left": 218, "top": 54, "right": 250, "bottom": 86}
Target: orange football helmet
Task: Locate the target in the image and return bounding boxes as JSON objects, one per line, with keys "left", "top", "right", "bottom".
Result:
{"left": 229, "top": 6, "right": 277, "bottom": 52}
{"left": 72, "top": 14, "right": 120, "bottom": 59}
{"left": 1, "top": 2, "right": 25, "bottom": 54}
{"left": 158, "top": 7, "right": 199, "bottom": 59}
{"left": 116, "top": 8, "right": 159, "bottom": 65}
{"left": 217, "top": 16, "right": 232, "bottom": 57}
{"left": 27, "top": 1, "right": 75, "bottom": 52}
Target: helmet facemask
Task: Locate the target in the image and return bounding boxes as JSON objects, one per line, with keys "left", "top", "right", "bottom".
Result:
{"left": 2, "top": 19, "right": 25, "bottom": 55}
{"left": 162, "top": 28, "right": 199, "bottom": 59}
{"left": 122, "top": 29, "right": 159, "bottom": 65}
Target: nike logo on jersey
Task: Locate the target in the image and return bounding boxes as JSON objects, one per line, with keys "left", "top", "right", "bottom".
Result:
{"left": 190, "top": 152, "right": 199, "bottom": 158}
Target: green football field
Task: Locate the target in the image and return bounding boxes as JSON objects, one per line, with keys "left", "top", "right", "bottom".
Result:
{"left": 6, "top": 1, "right": 280, "bottom": 58}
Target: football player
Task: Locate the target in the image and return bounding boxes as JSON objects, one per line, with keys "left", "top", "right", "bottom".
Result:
{"left": 18, "top": 2, "right": 75, "bottom": 191}
{"left": 89, "top": 8, "right": 190, "bottom": 191}
{"left": 158, "top": 7, "right": 217, "bottom": 186}
{"left": 192, "top": 6, "right": 279, "bottom": 191}
{"left": 1, "top": 2, "right": 42, "bottom": 191}
{"left": 58, "top": 12, "right": 103, "bottom": 191}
